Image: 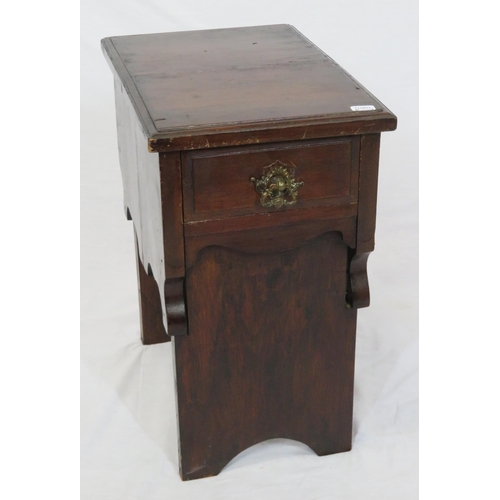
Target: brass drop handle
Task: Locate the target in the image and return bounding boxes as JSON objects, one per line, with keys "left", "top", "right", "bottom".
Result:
{"left": 251, "top": 161, "right": 304, "bottom": 208}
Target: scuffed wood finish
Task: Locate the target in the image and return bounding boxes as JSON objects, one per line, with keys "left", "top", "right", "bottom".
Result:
{"left": 174, "top": 232, "right": 357, "bottom": 480}
{"left": 134, "top": 231, "right": 169, "bottom": 345}
{"left": 182, "top": 138, "right": 359, "bottom": 222}
{"left": 184, "top": 204, "right": 358, "bottom": 240}
{"left": 103, "top": 24, "right": 397, "bottom": 480}
{"left": 148, "top": 117, "right": 396, "bottom": 153}
{"left": 101, "top": 25, "right": 397, "bottom": 152}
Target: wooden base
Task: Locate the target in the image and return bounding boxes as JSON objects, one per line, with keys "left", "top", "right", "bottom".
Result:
{"left": 173, "top": 232, "right": 357, "bottom": 480}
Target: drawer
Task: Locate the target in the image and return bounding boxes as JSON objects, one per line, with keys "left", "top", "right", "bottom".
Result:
{"left": 181, "top": 137, "right": 360, "bottom": 222}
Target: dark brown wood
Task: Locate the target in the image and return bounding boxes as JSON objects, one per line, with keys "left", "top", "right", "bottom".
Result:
{"left": 182, "top": 137, "right": 359, "bottom": 222}
{"left": 346, "top": 133, "right": 382, "bottom": 309}
{"left": 114, "top": 76, "right": 167, "bottom": 305}
{"left": 184, "top": 204, "right": 358, "bottom": 240}
{"left": 148, "top": 117, "right": 396, "bottom": 153}
{"left": 174, "top": 232, "right": 357, "bottom": 480}
{"left": 114, "top": 77, "right": 140, "bottom": 222}
{"left": 159, "top": 152, "right": 184, "bottom": 278}
{"left": 113, "top": 77, "right": 186, "bottom": 335}
{"left": 185, "top": 218, "right": 357, "bottom": 265}
{"left": 164, "top": 277, "right": 187, "bottom": 337}
{"left": 347, "top": 252, "right": 371, "bottom": 309}
{"left": 103, "top": 25, "right": 397, "bottom": 481}
{"left": 134, "top": 231, "right": 170, "bottom": 345}
{"left": 357, "top": 134, "right": 381, "bottom": 253}
{"left": 101, "top": 25, "right": 397, "bottom": 152}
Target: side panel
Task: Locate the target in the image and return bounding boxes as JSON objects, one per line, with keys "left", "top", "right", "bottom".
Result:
{"left": 173, "top": 231, "right": 357, "bottom": 480}
{"left": 347, "top": 133, "right": 382, "bottom": 309}
{"left": 357, "top": 133, "right": 381, "bottom": 253}
{"left": 114, "top": 77, "right": 185, "bottom": 337}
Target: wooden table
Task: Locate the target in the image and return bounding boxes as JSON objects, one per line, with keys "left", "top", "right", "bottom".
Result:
{"left": 102, "top": 24, "right": 397, "bottom": 481}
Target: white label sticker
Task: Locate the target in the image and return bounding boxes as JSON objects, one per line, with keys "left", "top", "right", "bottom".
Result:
{"left": 350, "top": 105, "right": 376, "bottom": 111}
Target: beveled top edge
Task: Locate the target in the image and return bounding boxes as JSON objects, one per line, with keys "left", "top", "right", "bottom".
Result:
{"left": 102, "top": 24, "right": 397, "bottom": 151}
{"left": 147, "top": 114, "right": 397, "bottom": 153}
{"left": 101, "top": 36, "right": 157, "bottom": 138}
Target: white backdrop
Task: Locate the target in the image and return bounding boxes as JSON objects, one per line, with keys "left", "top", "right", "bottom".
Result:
{"left": 81, "top": 1, "right": 418, "bottom": 498}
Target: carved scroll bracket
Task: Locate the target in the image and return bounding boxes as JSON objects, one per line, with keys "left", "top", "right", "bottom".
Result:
{"left": 346, "top": 252, "right": 370, "bottom": 309}
{"left": 164, "top": 277, "right": 188, "bottom": 336}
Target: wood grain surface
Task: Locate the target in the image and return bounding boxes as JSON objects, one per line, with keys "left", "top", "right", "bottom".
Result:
{"left": 101, "top": 25, "right": 397, "bottom": 151}
{"left": 184, "top": 218, "right": 358, "bottom": 266}
{"left": 114, "top": 77, "right": 186, "bottom": 338}
{"left": 134, "top": 231, "right": 169, "bottom": 345}
{"left": 346, "top": 133, "right": 382, "bottom": 308}
{"left": 182, "top": 137, "right": 359, "bottom": 222}
{"left": 104, "top": 24, "right": 397, "bottom": 480}
{"left": 174, "top": 231, "right": 357, "bottom": 480}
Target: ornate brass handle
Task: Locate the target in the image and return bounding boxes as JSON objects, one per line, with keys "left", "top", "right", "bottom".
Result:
{"left": 250, "top": 161, "right": 304, "bottom": 208}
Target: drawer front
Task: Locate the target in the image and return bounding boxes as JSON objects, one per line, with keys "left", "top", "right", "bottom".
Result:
{"left": 182, "top": 138, "right": 359, "bottom": 222}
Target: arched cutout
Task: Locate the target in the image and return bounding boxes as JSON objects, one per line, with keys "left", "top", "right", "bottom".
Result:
{"left": 221, "top": 438, "right": 317, "bottom": 474}
{"left": 175, "top": 232, "right": 356, "bottom": 480}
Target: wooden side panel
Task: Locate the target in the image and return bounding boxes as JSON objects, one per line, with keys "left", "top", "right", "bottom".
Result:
{"left": 357, "top": 134, "right": 381, "bottom": 253}
{"left": 114, "top": 76, "right": 165, "bottom": 281}
{"left": 174, "top": 232, "right": 357, "bottom": 480}
{"left": 114, "top": 77, "right": 186, "bottom": 337}
{"left": 134, "top": 230, "right": 169, "bottom": 344}
{"left": 114, "top": 78, "right": 140, "bottom": 221}
{"left": 136, "top": 127, "right": 164, "bottom": 284}
{"left": 348, "top": 133, "right": 382, "bottom": 309}
{"left": 159, "top": 152, "right": 184, "bottom": 278}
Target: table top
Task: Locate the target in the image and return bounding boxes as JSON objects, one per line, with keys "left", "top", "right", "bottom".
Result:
{"left": 102, "top": 25, "right": 396, "bottom": 151}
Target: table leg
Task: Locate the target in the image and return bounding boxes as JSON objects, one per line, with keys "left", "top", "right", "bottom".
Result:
{"left": 134, "top": 232, "right": 170, "bottom": 345}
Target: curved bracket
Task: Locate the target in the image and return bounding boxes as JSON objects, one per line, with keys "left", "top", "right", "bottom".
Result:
{"left": 164, "top": 277, "right": 188, "bottom": 336}
{"left": 346, "top": 252, "right": 370, "bottom": 309}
